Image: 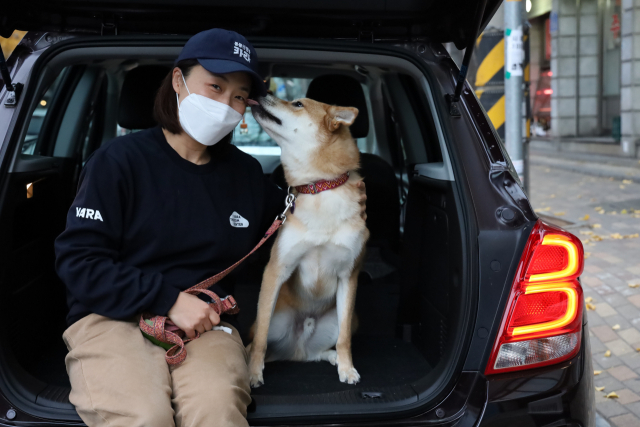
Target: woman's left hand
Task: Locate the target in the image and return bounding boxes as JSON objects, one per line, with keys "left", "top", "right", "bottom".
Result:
{"left": 356, "top": 180, "right": 367, "bottom": 221}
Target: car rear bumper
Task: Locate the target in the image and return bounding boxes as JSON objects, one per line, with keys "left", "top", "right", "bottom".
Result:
{"left": 480, "top": 323, "right": 595, "bottom": 427}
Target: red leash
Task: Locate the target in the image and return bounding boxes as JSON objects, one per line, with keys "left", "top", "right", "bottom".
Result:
{"left": 139, "top": 193, "right": 296, "bottom": 366}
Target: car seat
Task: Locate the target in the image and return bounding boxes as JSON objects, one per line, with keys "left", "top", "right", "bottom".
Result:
{"left": 117, "top": 65, "right": 171, "bottom": 130}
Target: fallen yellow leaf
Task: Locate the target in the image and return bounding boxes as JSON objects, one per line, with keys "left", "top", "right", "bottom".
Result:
{"left": 612, "top": 324, "right": 621, "bottom": 330}
{"left": 542, "top": 207, "right": 551, "bottom": 211}
{"left": 554, "top": 211, "right": 566, "bottom": 216}
{"left": 629, "top": 283, "right": 640, "bottom": 288}
{"left": 580, "top": 230, "right": 594, "bottom": 235}
{"left": 624, "top": 234, "right": 639, "bottom": 239}
{"left": 623, "top": 179, "right": 632, "bottom": 184}
{"left": 610, "top": 211, "right": 618, "bottom": 215}
{"left": 584, "top": 252, "right": 591, "bottom": 259}
{"left": 579, "top": 214, "right": 590, "bottom": 221}
{"left": 585, "top": 297, "right": 593, "bottom": 303}
{"left": 620, "top": 185, "right": 626, "bottom": 189}
{"left": 594, "top": 206, "right": 602, "bottom": 210}
{"left": 606, "top": 392, "right": 619, "bottom": 399}
{"left": 594, "top": 370, "right": 602, "bottom": 375}
{"left": 591, "top": 235, "right": 603, "bottom": 241}
{"left": 593, "top": 224, "right": 602, "bottom": 229}
{"left": 604, "top": 350, "right": 611, "bottom": 357}
{"left": 611, "top": 233, "right": 623, "bottom": 240}
{"left": 586, "top": 303, "right": 596, "bottom": 310}
{"left": 596, "top": 386, "right": 605, "bottom": 391}
{"left": 621, "top": 209, "right": 628, "bottom": 214}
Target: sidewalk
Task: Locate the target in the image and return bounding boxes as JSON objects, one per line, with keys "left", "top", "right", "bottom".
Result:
{"left": 529, "top": 154, "right": 640, "bottom": 427}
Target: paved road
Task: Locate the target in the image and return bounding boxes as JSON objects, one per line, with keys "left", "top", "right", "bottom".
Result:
{"left": 528, "top": 157, "right": 640, "bottom": 427}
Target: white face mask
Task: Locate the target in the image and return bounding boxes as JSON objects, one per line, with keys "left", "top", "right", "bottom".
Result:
{"left": 176, "top": 73, "right": 243, "bottom": 146}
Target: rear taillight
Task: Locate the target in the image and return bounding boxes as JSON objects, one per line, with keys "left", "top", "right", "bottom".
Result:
{"left": 485, "top": 220, "right": 585, "bottom": 375}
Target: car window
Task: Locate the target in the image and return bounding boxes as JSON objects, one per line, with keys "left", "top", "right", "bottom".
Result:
{"left": 21, "top": 69, "right": 67, "bottom": 155}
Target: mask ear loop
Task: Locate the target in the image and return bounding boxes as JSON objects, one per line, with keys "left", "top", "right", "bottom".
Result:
{"left": 176, "top": 71, "right": 192, "bottom": 108}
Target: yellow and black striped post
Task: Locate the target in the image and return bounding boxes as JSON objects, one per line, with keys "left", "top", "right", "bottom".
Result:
{"left": 474, "top": 30, "right": 505, "bottom": 139}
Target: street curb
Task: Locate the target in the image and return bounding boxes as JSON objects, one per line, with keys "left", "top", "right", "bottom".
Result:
{"left": 530, "top": 156, "right": 640, "bottom": 184}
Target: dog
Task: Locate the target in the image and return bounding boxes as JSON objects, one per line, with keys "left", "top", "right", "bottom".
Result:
{"left": 245, "top": 94, "right": 369, "bottom": 387}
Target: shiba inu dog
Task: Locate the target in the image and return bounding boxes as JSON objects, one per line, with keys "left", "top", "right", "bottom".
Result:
{"left": 246, "top": 95, "right": 369, "bottom": 387}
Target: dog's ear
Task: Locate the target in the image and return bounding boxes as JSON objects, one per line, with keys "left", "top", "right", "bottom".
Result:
{"left": 326, "top": 106, "right": 359, "bottom": 132}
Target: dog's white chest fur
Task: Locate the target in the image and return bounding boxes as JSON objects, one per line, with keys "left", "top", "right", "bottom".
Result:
{"left": 277, "top": 184, "right": 367, "bottom": 296}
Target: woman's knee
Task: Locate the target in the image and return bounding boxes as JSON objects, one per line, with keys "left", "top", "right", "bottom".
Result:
{"left": 64, "top": 314, "right": 174, "bottom": 427}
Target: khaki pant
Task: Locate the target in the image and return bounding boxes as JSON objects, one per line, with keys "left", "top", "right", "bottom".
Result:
{"left": 62, "top": 314, "right": 251, "bottom": 427}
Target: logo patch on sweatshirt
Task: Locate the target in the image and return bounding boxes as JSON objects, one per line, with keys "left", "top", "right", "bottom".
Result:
{"left": 76, "top": 207, "right": 104, "bottom": 222}
{"left": 229, "top": 211, "right": 249, "bottom": 228}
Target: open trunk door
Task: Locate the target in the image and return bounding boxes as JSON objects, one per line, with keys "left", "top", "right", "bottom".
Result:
{"left": 3, "top": 0, "right": 500, "bottom": 48}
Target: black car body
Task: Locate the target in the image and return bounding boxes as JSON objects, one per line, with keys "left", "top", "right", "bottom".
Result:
{"left": 0, "top": 1, "right": 594, "bottom": 426}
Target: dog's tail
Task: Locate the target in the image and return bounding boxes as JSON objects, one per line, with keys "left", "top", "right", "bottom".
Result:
{"left": 300, "top": 317, "right": 315, "bottom": 343}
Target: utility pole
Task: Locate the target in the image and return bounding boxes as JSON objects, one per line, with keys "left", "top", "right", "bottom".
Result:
{"left": 504, "top": 0, "right": 526, "bottom": 188}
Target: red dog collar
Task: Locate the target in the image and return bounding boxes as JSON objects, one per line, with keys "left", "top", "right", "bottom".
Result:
{"left": 295, "top": 172, "right": 350, "bottom": 195}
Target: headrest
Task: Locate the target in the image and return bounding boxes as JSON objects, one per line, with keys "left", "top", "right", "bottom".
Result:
{"left": 306, "top": 75, "right": 369, "bottom": 139}
{"left": 118, "top": 65, "right": 171, "bottom": 130}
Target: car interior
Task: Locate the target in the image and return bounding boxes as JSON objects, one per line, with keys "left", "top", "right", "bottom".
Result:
{"left": 0, "top": 46, "right": 468, "bottom": 420}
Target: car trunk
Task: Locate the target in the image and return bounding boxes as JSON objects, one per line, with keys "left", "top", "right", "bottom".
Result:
{"left": 0, "top": 1, "right": 494, "bottom": 421}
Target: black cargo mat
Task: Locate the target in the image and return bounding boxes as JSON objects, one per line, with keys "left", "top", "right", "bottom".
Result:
{"left": 252, "top": 336, "right": 430, "bottom": 396}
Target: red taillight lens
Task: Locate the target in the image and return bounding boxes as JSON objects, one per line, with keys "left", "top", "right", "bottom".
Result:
{"left": 485, "top": 220, "right": 585, "bottom": 375}
{"left": 511, "top": 291, "right": 569, "bottom": 327}
{"left": 528, "top": 245, "right": 568, "bottom": 275}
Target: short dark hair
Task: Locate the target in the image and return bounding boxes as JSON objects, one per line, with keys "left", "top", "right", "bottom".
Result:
{"left": 153, "top": 59, "right": 233, "bottom": 146}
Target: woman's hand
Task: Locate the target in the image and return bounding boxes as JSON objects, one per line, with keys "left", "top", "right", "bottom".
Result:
{"left": 356, "top": 180, "right": 367, "bottom": 221}
{"left": 168, "top": 292, "right": 220, "bottom": 339}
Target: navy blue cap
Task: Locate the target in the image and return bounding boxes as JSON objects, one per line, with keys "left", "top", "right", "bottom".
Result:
{"left": 176, "top": 29, "right": 266, "bottom": 98}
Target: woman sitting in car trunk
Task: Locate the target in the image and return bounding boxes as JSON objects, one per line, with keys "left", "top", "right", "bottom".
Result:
{"left": 54, "top": 28, "right": 366, "bottom": 427}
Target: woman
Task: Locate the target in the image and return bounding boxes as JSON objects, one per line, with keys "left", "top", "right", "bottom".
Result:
{"left": 54, "top": 29, "right": 365, "bottom": 427}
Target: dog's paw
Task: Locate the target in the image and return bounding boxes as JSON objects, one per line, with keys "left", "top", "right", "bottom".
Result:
{"left": 324, "top": 350, "right": 337, "bottom": 366}
{"left": 248, "top": 355, "right": 265, "bottom": 388}
{"left": 249, "top": 371, "right": 264, "bottom": 388}
{"left": 338, "top": 367, "right": 360, "bottom": 385}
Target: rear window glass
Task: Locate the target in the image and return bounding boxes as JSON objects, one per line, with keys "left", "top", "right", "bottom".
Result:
{"left": 22, "top": 70, "right": 67, "bottom": 155}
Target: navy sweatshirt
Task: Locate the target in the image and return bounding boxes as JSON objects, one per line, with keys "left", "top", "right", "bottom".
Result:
{"left": 54, "top": 126, "right": 286, "bottom": 326}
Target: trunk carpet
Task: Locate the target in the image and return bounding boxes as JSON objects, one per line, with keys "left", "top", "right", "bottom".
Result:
{"left": 252, "top": 336, "right": 430, "bottom": 396}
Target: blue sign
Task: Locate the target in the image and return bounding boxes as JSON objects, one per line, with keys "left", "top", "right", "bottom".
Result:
{"left": 549, "top": 11, "right": 558, "bottom": 34}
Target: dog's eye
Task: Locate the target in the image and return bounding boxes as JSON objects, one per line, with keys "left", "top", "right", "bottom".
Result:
{"left": 292, "top": 101, "right": 303, "bottom": 108}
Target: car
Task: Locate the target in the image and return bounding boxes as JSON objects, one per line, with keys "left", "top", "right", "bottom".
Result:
{"left": 0, "top": 1, "right": 595, "bottom": 426}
